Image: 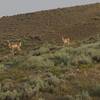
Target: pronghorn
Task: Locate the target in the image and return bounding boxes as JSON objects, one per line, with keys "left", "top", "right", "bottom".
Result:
{"left": 62, "top": 36, "right": 70, "bottom": 46}
{"left": 7, "top": 40, "right": 21, "bottom": 54}
{"left": 59, "top": 33, "right": 71, "bottom": 46}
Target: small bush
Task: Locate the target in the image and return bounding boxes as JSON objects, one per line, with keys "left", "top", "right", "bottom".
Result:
{"left": 38, "top": 47, "right": 50, "bottom": 54}
{"left": 0, "top": 90, "right": 21, "bottom": 100}
{"left": 87, "top": 48, "right": 100, "bottom": 63}
{"left": 52, "top": 51, "right": 72, "bottom": 66}
{"left": 0, "top": 63, "right": 5, "bottom": 71}
{"left": 75, "top": 91, "right": 91, "bottom": 100}
{"left": 71, "top": 54, "right": 92, "bottom": 67}
{"left": 21, "top": 55, "right": 54, "bottom": 69}
{"left": 90, "top": 84, "right": 100, "bottom": 97}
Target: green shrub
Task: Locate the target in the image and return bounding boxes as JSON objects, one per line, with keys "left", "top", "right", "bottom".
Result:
{"left": 4, "top": 55, "right": 26, "bottom": 68}
{"left": 21, "top": 55, "right": 54, "bottom": 69}
{"left": 90, "top": 84, "right": 100, "bottom": 97}
{"left": 38, "top": 47, "right": 50, "bottom": 54}
{"left": 52, "top": 50, "right": 72, "bottom": 66}
{"left": 33, "top": 77, "right": 46, "bottom": 93}
{"left": 71, "top": 54, "right": 92, "bottom": 67}
{"left": 0, "top": 90, "right": 21, "bottom": 100}
{"left": 32, "top": 46, "right": 50, "bottom": 56}
{"left": 87, "top": 48, "right": 100, "bottom": 63}
{"left": 75, "top": 91, "right": 91, "bottom": 100}
{"left": 0, "top": 63, "right": 5, "bottom": 71}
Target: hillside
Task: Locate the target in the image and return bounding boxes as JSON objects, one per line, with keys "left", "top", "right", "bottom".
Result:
{"left": 0, "top": 3, "right": 100, "bottom": 44}
{"left": 0, "top": 32, "right": 100, "bottom": 100}
{"left": 0, "top": 3, "right": 100, "bottom": 100}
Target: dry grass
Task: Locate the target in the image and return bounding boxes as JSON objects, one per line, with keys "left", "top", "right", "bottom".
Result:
{"left": 0, "top": 3, "right": 100, "bottom": 45}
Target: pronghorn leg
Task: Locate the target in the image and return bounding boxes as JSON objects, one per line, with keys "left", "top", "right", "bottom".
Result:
{"left": 11, "top": 49, "right": 15, "bottom": 56}
{"left": 18, "top": 47, "right": 21, "bottom": 51}
{"left": 63, "top": 43, "right": 66, "bottom": 47}
{"left": 68, "top": 40, "right": 70, "bottom": 46}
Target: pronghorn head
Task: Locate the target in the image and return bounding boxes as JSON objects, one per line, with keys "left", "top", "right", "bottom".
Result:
{"left": 62, "top": 36, "right": 67, "bottom": 42}
{"left": 62, "top": 36, "right": 70, "bottom": 44}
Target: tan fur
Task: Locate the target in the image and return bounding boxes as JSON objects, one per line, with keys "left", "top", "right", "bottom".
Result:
{"left": 59, "top": 33, "right": 71, "bottom": 46}
{"left": 7, "top": 40, "right": 21, "bottom": 54}
{"left": 62, "top": 36, "right": 70, "bottom": 46}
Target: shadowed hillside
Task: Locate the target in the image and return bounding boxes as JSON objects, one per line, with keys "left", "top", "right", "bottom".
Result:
{"left": 0, "top": 3, "right": 100, "bottom": 44}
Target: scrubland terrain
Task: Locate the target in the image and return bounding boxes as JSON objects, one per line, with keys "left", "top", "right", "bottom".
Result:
{"left": 0, "top": 3, "right": 100, "bottom": 100}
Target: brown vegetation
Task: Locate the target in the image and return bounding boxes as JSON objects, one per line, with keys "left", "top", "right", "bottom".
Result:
{"left": 0, "top": 3, "right": 100, "bottom": 45}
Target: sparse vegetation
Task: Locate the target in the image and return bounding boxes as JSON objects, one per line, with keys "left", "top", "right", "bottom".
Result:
{"left": 0, "top": 3, "right": 100, "bottom": 100}
{"left": 0, "top": 35, "right": 100, "bottom": 100}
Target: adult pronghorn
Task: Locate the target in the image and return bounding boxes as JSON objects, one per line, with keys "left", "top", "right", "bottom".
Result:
{"left": 59, "top": 33, "right": 71, "bottom": 46}
{"left": 7, "top": 40, "right": 22, "bottom": 55}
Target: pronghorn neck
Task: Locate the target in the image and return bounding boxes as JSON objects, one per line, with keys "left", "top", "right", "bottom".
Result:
{"left": 19, "top": 42, "right": 21, "bottom": 47}
{"left": 62, "top": 36, "right": 65, "bottom": 41}
{"left": 7, "top": 40, "right": 11, "bottom": 48}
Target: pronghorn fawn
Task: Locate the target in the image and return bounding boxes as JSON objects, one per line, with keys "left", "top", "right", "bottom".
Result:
{"left": 7, "top": 40, "right": 22, "bottom": 55}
